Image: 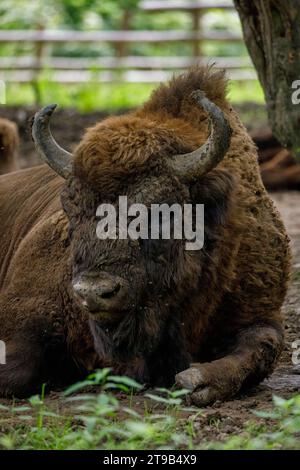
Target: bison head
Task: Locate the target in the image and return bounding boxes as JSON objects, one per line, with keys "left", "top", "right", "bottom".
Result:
{"left": 32, "top": 76, "right": 234, "bottom": 384}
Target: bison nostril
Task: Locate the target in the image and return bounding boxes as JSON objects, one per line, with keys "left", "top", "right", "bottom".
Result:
{"left": 100, "top": 283, "right": 121, "bottom": 299}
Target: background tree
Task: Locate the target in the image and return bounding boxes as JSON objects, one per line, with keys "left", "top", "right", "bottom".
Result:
{"left": 233, "top": 0, "right": 300, "bottom": 159}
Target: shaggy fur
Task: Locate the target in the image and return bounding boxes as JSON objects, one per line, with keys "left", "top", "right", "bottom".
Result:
{"left": 0, "top": 118, "right": 19, "bottom": 175}
{"left": 0, "top": 67, "right": 291, "bottom": 404}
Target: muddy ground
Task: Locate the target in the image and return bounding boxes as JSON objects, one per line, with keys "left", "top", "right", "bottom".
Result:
{"left": 1, "top": 105, "right": 300, "bottom": 444}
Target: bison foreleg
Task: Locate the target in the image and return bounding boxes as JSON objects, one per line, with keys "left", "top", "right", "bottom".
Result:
{"left": 175, "top": 321, "right": 283, "bottom": 406}
{"left": 0, "top": 337, "right": 46, "bottom": 397}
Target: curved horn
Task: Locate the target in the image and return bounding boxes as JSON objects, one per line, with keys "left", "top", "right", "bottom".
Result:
{"left": 32, "top": 104, "right": 73, "bottom": 179}
{"left": 170, "top": 90, "right": 232, "bottom": 181}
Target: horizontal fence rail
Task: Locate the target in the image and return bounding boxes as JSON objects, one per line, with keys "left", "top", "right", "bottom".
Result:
{"left": 0, "top": 56, "right": 252, "bottom": 70}
{"left": 140, "top": 0, "right": 235, "bottom": 11}
{"left": 1, "top": 69, "right": 257, "bottom": 84}
{"left": 0, "top": 29, "right": 242, "bottom": 43}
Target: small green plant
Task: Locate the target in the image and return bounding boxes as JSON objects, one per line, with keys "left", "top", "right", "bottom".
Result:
{"left": 63, "top": 367, "right": 142, "bottom": 396}
{"left": 206, "top": 395, "right": 300, "bottom": 450}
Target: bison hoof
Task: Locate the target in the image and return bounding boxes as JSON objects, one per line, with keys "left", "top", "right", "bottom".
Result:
{"left": 175, "top": 363, "right": 240, "bottom": 407}
{"left": 175, "top": 367, "right": 205, "bottom": 391}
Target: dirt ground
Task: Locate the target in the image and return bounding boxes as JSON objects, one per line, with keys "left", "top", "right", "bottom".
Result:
{"left": 1, "top": 105, "right": 300, "bottom": 443}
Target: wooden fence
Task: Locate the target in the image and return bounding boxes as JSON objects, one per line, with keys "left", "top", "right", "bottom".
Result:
{"left": 0, "top": 0, "right": 256, "bottom": 91}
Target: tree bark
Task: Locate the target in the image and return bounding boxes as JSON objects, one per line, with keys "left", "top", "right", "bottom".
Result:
{"left": 233, "top": 0, "right": 300, "bottom": 159}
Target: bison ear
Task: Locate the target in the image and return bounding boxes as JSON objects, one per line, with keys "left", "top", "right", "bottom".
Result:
{"left": 190, "top": 168, "right": 235, "bottom": 228}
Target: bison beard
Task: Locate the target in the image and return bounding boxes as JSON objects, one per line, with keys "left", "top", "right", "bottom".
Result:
{"left": 0, "top": 66, "right": 291, "bottom": 404}
{"left": 89, "top": 309, "right": 191, "bottom": 386}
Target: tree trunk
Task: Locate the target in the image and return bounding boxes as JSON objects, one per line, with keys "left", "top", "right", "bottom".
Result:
{"left": 233, "top": 0, "right": 300, "bottom": 159}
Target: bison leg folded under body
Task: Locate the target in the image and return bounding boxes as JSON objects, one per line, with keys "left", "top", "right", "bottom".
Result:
{"left": 176, "top": 321, "right": 283, "bottom": 406}
{"left": 0, "top": 314, "right": 78, "bottom": 397}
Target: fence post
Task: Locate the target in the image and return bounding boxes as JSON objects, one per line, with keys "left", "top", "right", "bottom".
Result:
{"left": 31, "top": 23, "right": 46, "bottom": 104}
{"left": 116, "top": 10, "right": 132, "bottom": 59}
{"left": 192, "top": 9, "right": 203, "bottom": 58}
{"left": 113, "top": 10, "right": 132, "bottom": 82}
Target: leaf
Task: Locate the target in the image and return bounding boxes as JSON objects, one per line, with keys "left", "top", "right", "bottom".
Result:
{"left": 65, "top": 394, "right": 95, "bottom": 402}
{"left": 154, "top": 387, "right": 170, "bottom": 395}
{"left": 253, "top": 410, "right": 278, "bottom": 419}
{"left": 0, "top": 435, "right": 15, "bottom": 450}
{"left": 103, "top": 383, "right": 130, "bottom": 392}
{"left": 108, "top": 376, "right": 143, "bottom": 390}
{"left": 122, "top": 407, "right": 141, "bottom": 419}
{"left": 273, "top": 395, "right": 289, "bottom": 409}
{"left": 125, "top": 420, "right": 153, "bottom": 436}
{"left": 0, "top": 405, "right": 9, "bottom": 411}
{"left": 42, "top": 411, "right": 60, "bottom": 418}
{"left": 63, "top": 380, "right": 95, "bottom": 396}
{"left": 28, "top": 395, "right": 43, "bottom": 407}
{"left": 144, "top": 393, "right": 181, "bottom": 405}
{"left": 12, "top": 406, "right": 32, "bottom": 413}
{"left": 169, "top": 389, "right": 190, "bottom": 399}
{"left": 87, "top": 368, "right": 111, "bottom": 384}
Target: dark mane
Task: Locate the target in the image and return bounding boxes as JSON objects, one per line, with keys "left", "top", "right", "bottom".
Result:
{"left": 139, "top": 66, "right": 229, "bottom": 122}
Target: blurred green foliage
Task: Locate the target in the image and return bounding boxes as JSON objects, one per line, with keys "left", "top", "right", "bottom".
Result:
{"left": 4, "top": 78, "right": 264, "bottom": 112}
{"left": 0, "top": 0, "right": 246, "bottom": 57}
{"left": 0, "top": 0, "right": 138, "bottom": 29}
{"left": 0, "top": 1, "right": 258, "bottom": 107}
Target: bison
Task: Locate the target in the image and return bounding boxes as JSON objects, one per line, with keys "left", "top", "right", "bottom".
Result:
{"left": 0, "top": 117, "right": 19, "bottom": 175}
{"left": 0, "top": 67, "right": 291, "bottom": 405}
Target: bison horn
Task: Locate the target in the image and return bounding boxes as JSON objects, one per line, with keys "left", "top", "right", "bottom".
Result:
{"left": 32, "top": 104, "right": 73, "bottom": 179}
{"left": 170, "top": 90, "right": 232, "bottom": 181}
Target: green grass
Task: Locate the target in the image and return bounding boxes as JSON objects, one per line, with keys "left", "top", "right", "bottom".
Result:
{"left": 3, "top": 77, "right": 264, "bottom": 112}
{"left": 0, "top": 369, "right": 300, "bottom": 450}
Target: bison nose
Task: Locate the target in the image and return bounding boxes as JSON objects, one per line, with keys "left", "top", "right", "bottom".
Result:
{"left": 72, "top": 272, "right": 128, "bottom": 313}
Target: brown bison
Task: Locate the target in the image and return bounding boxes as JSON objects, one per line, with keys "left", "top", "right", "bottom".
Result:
{"left": 0, "top": 117, "right": 19, "bottom": 175}
{"left": 0, "top": 68, "right": 291, "bottom": 405}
